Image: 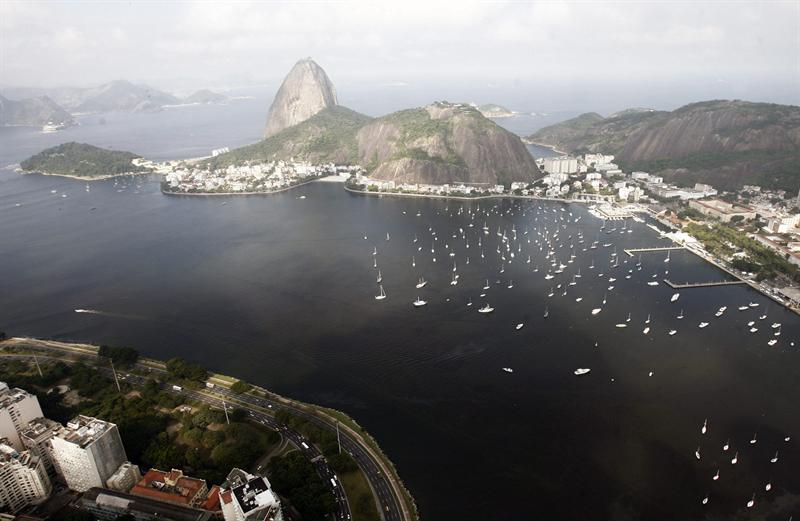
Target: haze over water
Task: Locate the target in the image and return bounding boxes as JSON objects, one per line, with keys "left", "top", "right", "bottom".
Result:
{"left": 1, "top": 106, "right": 798, "bottom": 520}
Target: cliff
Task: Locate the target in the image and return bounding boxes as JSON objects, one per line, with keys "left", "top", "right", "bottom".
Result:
{"left": 528, "top": 100, "right": 800, "bottom": 190}
{"left": 264, "top": 58, "right": 338, "bottom": 137}
{"left": 357, "top": 102, "right": 540, "bottom": 186}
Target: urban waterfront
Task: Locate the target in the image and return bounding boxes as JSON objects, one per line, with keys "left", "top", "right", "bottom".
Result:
{"left": 1, "top": 158, "right": 798, "bottom": 518}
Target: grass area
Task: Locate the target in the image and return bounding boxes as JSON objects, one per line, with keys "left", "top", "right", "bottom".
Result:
{"left": 339, "top": 469, "right": 380, "bottom": 521}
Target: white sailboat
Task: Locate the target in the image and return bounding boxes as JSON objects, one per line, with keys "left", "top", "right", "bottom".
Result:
{"left": 416, "top": 276, "right": 427, "bottom": 289}
{"left": 376, "top": 270, "right": 382, "bottom": 283}
{"left": 478, "top": 303, "right": 494, "bottom": 314}
{"left": 375, "top": 285, "right": 386, "bottom": 300}
{"left": 413, "top": 296, "right": 427, "bottom": 307}
{"left": 574, "top": 368, "right": 591, "bottom": 376}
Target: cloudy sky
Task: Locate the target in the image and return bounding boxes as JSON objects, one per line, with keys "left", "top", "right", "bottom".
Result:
{"left": 1, "top": 1, "right": 798, "bottom": 112}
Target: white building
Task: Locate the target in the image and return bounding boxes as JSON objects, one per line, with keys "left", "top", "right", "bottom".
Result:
{"left": 583, "top": 153, "right": 614, "bottom": 167}
{"left": 766, "top": 214, "right": 799, "bottom": 234}
{"left": 0, "top": 383, "right": 43, "bottom": 451}
{"left": 543, "top": 156, "right": 578, "bottom": 175}
{"left": 50, "top": 416, "right": 128, "bottom": 492}
{"left": 20, "top": 417, "right": 62, "bottom": 475}
{"left": 630, "top": 171, "right": 650, "bottom": 180}
{"left": 585, "top": 172, "right": 601, "bottom": 181}
{"left": 220, "top": 468, "right": 283, "bottom": 521}
{"left": 106, "top": 461, "right": 142, "bottom": 493}
{"left": 0, "top": 439, "right": 52, "bottom": 513}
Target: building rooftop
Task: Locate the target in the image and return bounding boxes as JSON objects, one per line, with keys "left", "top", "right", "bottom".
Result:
{"left": 232, "top": 476, "right": 279, "bottom": 514}
{"left": 56, "top": 415, "right": 114, "bottom": 448}
{"left": 20, "top": 417, "right": 62, "bottom": 440}
{"left": 131, "top": 468, "right": 207, "bottom": 506}
{"left": 0, "top": 438, "right": 38, "bottom": 468}
{"left": 0, "top": 383, "right": 36, "bottom": 408}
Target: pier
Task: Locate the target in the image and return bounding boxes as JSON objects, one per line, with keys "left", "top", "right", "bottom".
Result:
{"left": 663, "top": 279, "right": 748, "bottom": 289}
{"left": 624, "top": 246, "right": 685, "bottom": 257}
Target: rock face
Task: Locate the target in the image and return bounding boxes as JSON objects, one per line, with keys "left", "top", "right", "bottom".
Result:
{"left": 0, "top": 95, "right": 74, "bottom": 127}
{"left": 264, "top": 58, "right": 338, "bottom": 137}
{"left": 529, "top": 100, "right": 800, "bottom": 190}
{"left": 357, "top": 102, "right": 540, "bottom": 185}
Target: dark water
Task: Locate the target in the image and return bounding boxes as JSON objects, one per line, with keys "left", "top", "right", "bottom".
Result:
{"left": 1, "top": 108, "right": 798, "bottom": 520}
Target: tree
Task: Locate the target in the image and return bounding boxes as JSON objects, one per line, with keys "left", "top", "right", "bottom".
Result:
{"left": 230, "top": 380, "right": 251, "bottom": 394}
{"left": 730, "top": 215, "right": 745, "bottom": 224}
{"left": 98, "top": 345, "right": 139, "bottom": 366}
{"left": 166, "top": 357, "right": 207, "bottom": 382}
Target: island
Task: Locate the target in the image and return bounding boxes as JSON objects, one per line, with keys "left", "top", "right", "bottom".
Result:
{"left": 476, "top": 103, "right": 516, "bottom": 118}
{"left": 20, "top": 142, "right": 154, "bottom": 180}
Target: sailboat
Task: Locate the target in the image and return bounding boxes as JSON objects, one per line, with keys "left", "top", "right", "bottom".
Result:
{"left": 677, "top": 309, "right": 684, "bottom": 319}
{"left": 664, "top": 251, "right": 670, "bottom": 263}
{"left": 574, "top": 368, "right": 591, "bottom": 376}
{"left": 375, "top": 285, "right": 386, "bottom": 300}
{"left": 413, "top": 296, "right": 427, "bottom": 307}
{"left": 543, "top": 307, "right": 549, "bottom": 318}
{"left": 478, "top": 303, "right": 494, "bottom": 314}
{"left": 416, "top": 276, "right": 427, "bottom": 289}
{"left": 376, "top": 270, "right": 382, "bottom": 283}
{"left": 671, "top": 293, "right": 680, "bottom": 302}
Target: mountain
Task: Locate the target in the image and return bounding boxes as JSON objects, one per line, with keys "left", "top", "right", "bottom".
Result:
{"left": 208, "top": 106, "right": 371, "bottom": 168}
{"left": 357, "top": 102, "right": 539, "bottom": 185}
{"left": 184, "top": 89, "right": 227, "bottom": 104}
{"left": 67, "top": 80, "right": 180, "bottom": 113}
{"left": 20, "top": 142, "right": 151, "bottom": 178}
{"left": 528, "top": 100, "right": 800, "bottom": 190}
{"left": 264, "top": 58, "right": 338, "bottom": 137}
{"left": 0, "top": 95, "right": 74, "bottom": 127}
{"left": 477, "top": 103, "right": 516, "bottom": 118}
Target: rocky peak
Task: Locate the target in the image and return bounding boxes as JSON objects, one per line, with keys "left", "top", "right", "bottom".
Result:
{"left": 264, "top": 58, "right": 338, "bottom": 137}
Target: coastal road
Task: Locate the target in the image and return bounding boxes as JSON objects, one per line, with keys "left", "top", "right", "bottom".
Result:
{"left": 2, "top": 339, "right": 411, "bottom": 521}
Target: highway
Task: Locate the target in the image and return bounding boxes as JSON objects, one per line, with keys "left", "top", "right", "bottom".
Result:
{"left": 1, "top": 341, "right": 413, "bottom": 521}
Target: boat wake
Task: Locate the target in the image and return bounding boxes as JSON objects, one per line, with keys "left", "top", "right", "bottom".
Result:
{"left": 74, "top": 309, "right": 143, "bottom": 320}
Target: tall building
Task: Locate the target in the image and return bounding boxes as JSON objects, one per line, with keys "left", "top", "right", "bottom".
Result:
{"left": 50, "top": 416, "right": 128, "bottom": 492}
{"left": 20, "top": 417, "right": 62, "bottom": 475}
{"left": 0, "top": 439, "right": 52, "bottom": 513}
{"left": 0, "top": 383, "right": 44, "bottom": 451}
{"left": 219, "top": 469, "right": 283, "bottom": 521}
{"left": 543, "top": 156, "right": 578, "bottom": 175}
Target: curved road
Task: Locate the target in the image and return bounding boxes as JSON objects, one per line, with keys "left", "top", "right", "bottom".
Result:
{"left": 1, "top": 341, "right": 412, "bottom": 521}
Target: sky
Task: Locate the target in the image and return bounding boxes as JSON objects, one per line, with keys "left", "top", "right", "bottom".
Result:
{"left": 1, "top": 0, "right": 798, "bottom": 113}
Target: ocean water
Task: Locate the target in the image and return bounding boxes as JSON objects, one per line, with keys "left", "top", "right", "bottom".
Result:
{"left": 0, "top": 105, "right": 798, "bottom": 520}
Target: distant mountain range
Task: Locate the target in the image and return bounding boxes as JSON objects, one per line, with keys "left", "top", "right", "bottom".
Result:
{"left": 0, "top": 81, "right": 228, "bottom": 126}
{"left": 210, "top": 58, "right": 539, "bottom": 186}
{"left": 0, "top": 95, "right": 74, "bottom": 128}
{"left": 528, "top": 100, "right": 800, "bottom": 191}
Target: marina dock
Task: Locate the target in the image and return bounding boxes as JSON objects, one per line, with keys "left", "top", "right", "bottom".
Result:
{"left": 663, "top": 279, "right": 748, "bottom": 289}
{"left": 624, "top": 246, "right": 685, "bottom": 257}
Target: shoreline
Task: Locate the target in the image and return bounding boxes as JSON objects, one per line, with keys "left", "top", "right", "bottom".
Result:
{"left": 160, "top": 176, "right": 325, "bottom": 197}
{"left": 22, "top": 169, "right": 156, "bottom": 182}
{"left": 524, "top": 140, "right": 568, "bottom": 155}
{"left": 344, "top": 184, "right": 585, "bottom": 204}
{"left": 1, "top": 336, "right": 418, "bottom": 521}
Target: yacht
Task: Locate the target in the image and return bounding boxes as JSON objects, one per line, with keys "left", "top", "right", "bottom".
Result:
{"left": 376, "top": 270, "right": 382, "bottom": 283}
{"left": 642, "top": 326, "right": 650, "bottom": 334}
{"left": 671, "top": 293, "right": 680, "bottom": 302}
{"left": 768, "top": 339, "right": 778, "bottom": 346}
{"left": 515, "top": 323, "right": 524, "bottom": 330}
{"left": 543, "top": 307, "right": 549, "bottom": 318}
{"left": 574, "top": 368, "right": 591, "bottom": 376}
{"left": 668, "top": 329, "right": 677, "bottom": 336}
{"left": 478, "top": 303, "right": 495, "bottom": 314}
{"left": 591, "top": 308, "right": 602, "bottom": 315}
{"left": 416, "top": 276, "right": 427, "bottom": 289}
{"left": 375, "top": 285, "right": 387, "bottom": 300}
{"left": 647, "top": 281, "right": 659, "bottom": 286}
{"left": 699, "top": 322, "right": 709, "bottom": 328}
{"left": 502, "top": 367, "right": 514, "bottom": 373}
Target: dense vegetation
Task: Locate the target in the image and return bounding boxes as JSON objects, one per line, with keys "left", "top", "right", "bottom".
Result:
{"left": 97, "top": 345, "right": 139, "bottom": 366}
{"left": 20, "top": 142, "right": 151, "bottom": 178}
{"left": 165, "top": 357, "right": 208, "bottom": 384}
{"left": 205, "top": 106, "right": 371, "bottom": 168}
{"left": 685, "top": 223, "right": 800, "bottom": 282}
{"left": 267, "top": 452, "right": 336, "bottom": 521}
